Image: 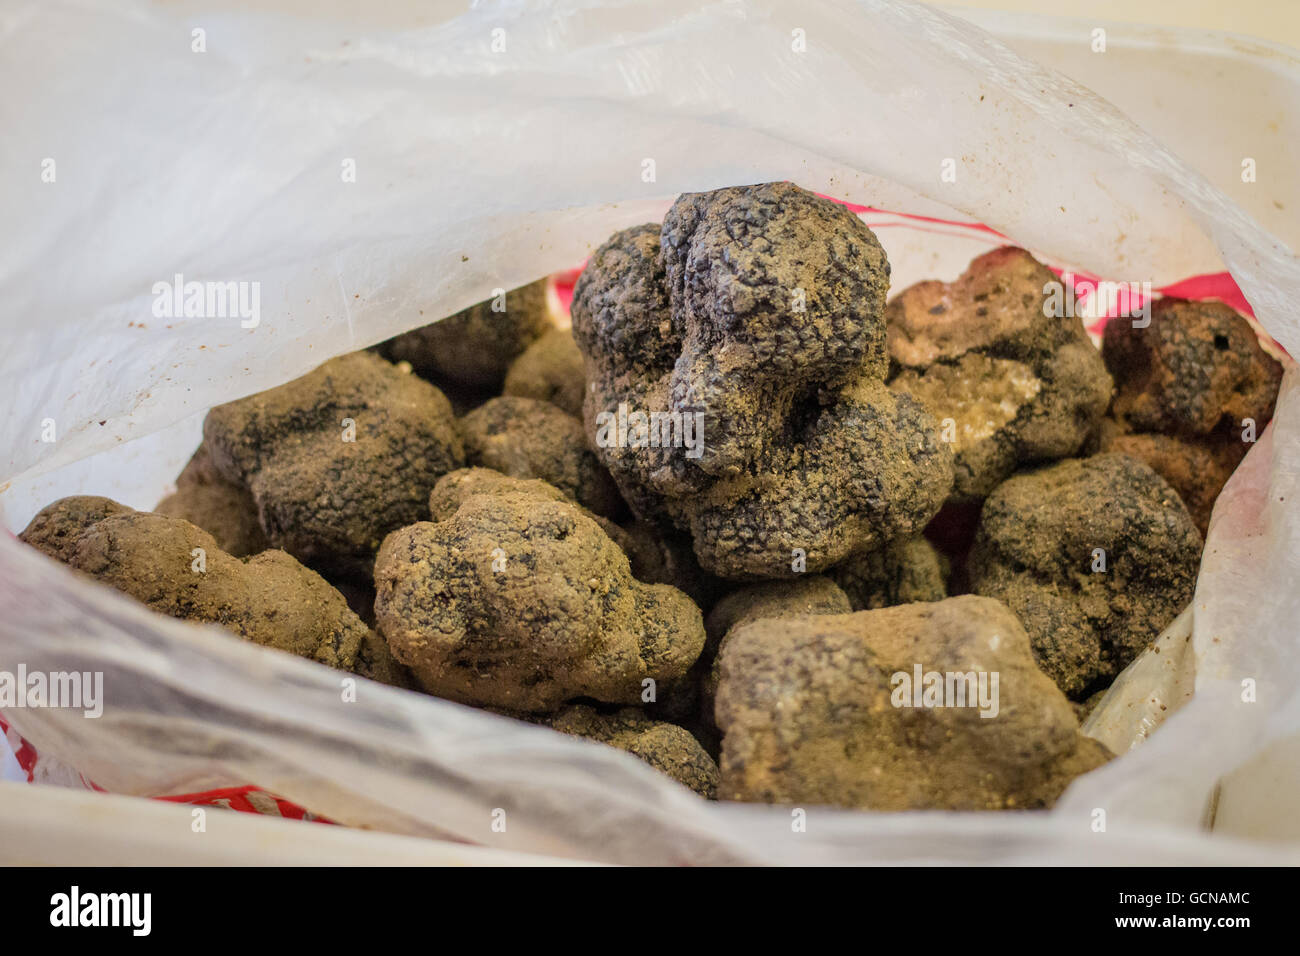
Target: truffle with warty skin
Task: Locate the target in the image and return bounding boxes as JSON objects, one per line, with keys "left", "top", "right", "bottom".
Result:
{"left": 714, "top": 595, "right": 1112, "bottom": 810}
{"left": 572, "top": 183, "right": 952, "bottom": 578}
{"left": 378, "top": 278, "right": 554, "bottom": 391}
{"left": 374, "top": 489, "right": 705, "bottom": 711}
{"left": 968, "top": 453, "right": 1202, "bottom": 699}
{"left": 19, "top": 497, "right": 409, "bottom": 686}
{"left": 202, "top": 350, "right": 464, "bottom": 573}
{"left": 459, "top": 396, "right": 623, "bottom": 519}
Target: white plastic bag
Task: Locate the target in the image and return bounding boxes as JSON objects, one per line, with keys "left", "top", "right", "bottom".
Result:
{"left": 2, "top": 0, "right": 1299, "bottom": 864}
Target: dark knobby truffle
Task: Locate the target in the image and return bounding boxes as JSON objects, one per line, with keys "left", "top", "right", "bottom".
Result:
{"left": 968, "top": 454, "right": 1202, "bottom": 699}
{"left": 203, "top": 351, "right": 464, "bottom": 573}
{"left": 374, "top": 489, "right": 705, "bottom": 711}
{"left": 459, "top": 396, "right": 623, "bottom": 519}
{"left": 572, "top": 183, "right": 952, "bottom": 578}
{"left": 547, "top": 704, "right": 719, "bottom": 798}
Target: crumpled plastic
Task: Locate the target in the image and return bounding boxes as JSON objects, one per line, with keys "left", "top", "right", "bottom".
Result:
{"left": 1, "top": 0, "right": 1299, "bottom": 864}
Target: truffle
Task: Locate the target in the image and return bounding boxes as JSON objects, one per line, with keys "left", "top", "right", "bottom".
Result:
{"left": 828, "top": 535, "right": 948, "bottom": 611}
{"left": 19, "top": 498, "right": 408, "bottom": 686}
{"left": 459, "top": 396, "right": 623, "bottom": 519}
{"left": 714, "top": 595, "right": 1112, "bottom": 810}
{"left": 373, "top": 488, "right": 705, "bottom": 711}
{"left": 155, "top": 442, "right": 268, "bottom": 558}
{"left": 503, "top": 326, "right": 587, "bottom": 418}
{"left": 572, "top": 184, "right": 952, "bottom": 578}
{"left": 1102, "top": 298, "right": 1282, "bottom": 441}
{"left": 379, "top": 279, "right": 553, "bottom": 391}
{"left": 969, "top": 453, "right": 1202, "bottom": 699}
{"left": 887, "top": 247, "right": 1113, "bottom": 501}
{"left": 699, "top": 576, "right": 851, "bottom": 754}
{"left": 1098, "top": 298, "right": 1283, "bottom": 534}
{"left": 547, "top": 704, "right": 719, "bottom": 798}
{"left": 1094, "top": 420, "right": 1240, "bottom": 536}
{"left": 203, "top": 351, "right": 464, "bottom": 572}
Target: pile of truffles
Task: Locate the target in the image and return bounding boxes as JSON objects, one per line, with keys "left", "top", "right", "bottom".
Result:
{"left": 21, "top": 181, "right": 1284, "bottom": 815}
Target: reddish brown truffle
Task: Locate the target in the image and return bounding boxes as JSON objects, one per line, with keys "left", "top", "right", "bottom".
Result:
{"left": 714, "top": 595, "right": 1112, "bottom": 810}
{"left": 374, "top": 489, "right": 705, "bottom": 712}
{"left": 203, "top": 351, "right": 464, "bottom": 572}
{"left": 155, "top": 442, "right": 268, "bottom": 558}
{"left": 1102, "top": 298, "right": 1282, "bottom": 441}
{"left": 572, "top": 182, "right": 952, "bottom": 579}
{"left": 1098, "top": 298, "right": 1283, "bottom": 534}
{"left": 887, "top": 247, "right": 1113, "bottom": 501}
{"left": 969, "top": 454, "right": 1202, "bottom": 699}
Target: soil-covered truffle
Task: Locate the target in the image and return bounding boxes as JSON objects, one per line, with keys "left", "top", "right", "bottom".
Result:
{"left": 969, "top": 453, "right": 1202, "bottom": 699}
{"left": 887, "top": 246, "right": 1113, "bottom": 501}
{"left": 18, "top": 495, "right": 133, "bottom": 563}
{"left": 547, "top": 704, "right": 719, "bottom": 798}
{"left": 572, "top": 182, "right": 952, "bottom": 579}
{"left": 203, "top": 351, "right": 464, "bottom": 573}
{"left": 828, "top": 535, "right": 948, "bottom": 611}
{"left": 373, "top": 489, "right": 705, "bottom": 711}
{"left": 1094, "top": 420, "right": 1241, "bottom": 536}
{"left": 19, "top": 498, "right": 408, "bottom": 686}
{"left": 460, "top": 396, "right": 623, "bottom": 519}
{"left": 1102, "top": 298, "right": 1282, "bottom": 441}
{"left": 698, "top": 576, "right": 852, "bottom": 754}
{"left": 616, "top": 519, "right": 724, "bottom": 610}
{"left": 378, "top": 279, "right": 553, "bottom": 391}
{"left": 1097, "top": 298, "right": 1283, "bottom": 534}
{"left": 155, "top": 442, "right": 268, "bottom": 558}
{"left": 714, "top": 595, "right": 1113, "bottom": 810}
{"left": 503, "top": 326, "right": 586, "bottom": 417}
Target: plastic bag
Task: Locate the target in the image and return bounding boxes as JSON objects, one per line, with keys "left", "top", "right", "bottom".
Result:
{"left": 2, "top": 0, "right": 1299, "bottom": 864}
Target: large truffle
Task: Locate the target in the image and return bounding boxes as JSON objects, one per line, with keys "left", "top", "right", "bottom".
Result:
{"left": 19, "top": 498, "right": 407, "bottom": 685}
{"left": 203, "top": 351, "right": 464, "bottom": 572}
{"left": 460, "top": 396, "right": 623, "bottom": 519}
{"left": 572, "top": 183, "right": 952, "bottom": 578}
{"left": 887, "top": 247, "right": 1113, "bottom": 501}
{"left": 374, "top": 488, "right": 705, "bottom": 711}
{"left": 155, "top": 442, "right": 268, "bottom": 558}
{"left": 714, "top": 595, "right": 1112, "bottom": 810}
{"left": 379, "top": 278, "right": 554, "bottom": 391}
{"left": 547, "top": 705, "right": 719, "bottom": 798}
{"left": 969, "top": 453, "right": 1202, "bottom": 699}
